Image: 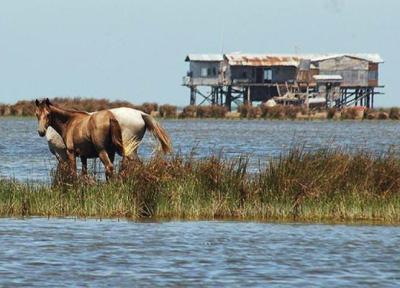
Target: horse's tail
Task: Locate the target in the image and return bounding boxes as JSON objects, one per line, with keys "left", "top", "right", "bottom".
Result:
{"left": 110, "top": 117, "right": 125, "bottom": 156}
{"left": 141, "top": 113, "right": 172, "bottom": 154}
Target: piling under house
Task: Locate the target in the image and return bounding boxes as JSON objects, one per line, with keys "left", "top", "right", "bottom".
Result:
{"left": 183, "top": 53, "right": 383, "bottom": 110}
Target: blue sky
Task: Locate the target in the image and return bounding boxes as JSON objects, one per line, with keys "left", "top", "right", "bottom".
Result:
{"left": 0, "top": 0, "right": 398, "bottom": 106}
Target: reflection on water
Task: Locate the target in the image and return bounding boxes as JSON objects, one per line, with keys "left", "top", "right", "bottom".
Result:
{"left": 1, "top": 118, "right": 400, "bottom": 181}
{"left": 0, "top": 218, "right": 399, "bottom": 287}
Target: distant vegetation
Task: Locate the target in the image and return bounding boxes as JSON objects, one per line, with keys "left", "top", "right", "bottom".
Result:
{"left": 1, "top": 148, "right": 400, "bottom": 222}
{"left": 0, "top": 98, "right": 159, "bottom": 116}
{"left": 1, "top": 97, "right": 400, "bottom": 120}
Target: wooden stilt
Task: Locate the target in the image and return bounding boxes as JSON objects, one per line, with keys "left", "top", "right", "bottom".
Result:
{"left": 225, "top": 86, "right": 232, "bottom": 111}
{"left": 190, "top": 87, "right": 196, "bottom": 105}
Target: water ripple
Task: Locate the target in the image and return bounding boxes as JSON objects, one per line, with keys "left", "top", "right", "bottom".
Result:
{"left": 0, "top": 219, "right": 399, "bottom": 287}
{"left": 2, "top": 118, "right": 400, "bottom": 181}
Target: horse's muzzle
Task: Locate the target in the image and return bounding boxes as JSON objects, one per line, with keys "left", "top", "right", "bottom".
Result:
{"left": 38, "top": 130, "right": 46, "bottom": 137}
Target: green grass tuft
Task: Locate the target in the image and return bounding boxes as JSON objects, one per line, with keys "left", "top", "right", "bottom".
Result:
{"left": 2, "top": 148, "right": 400, "bottom": 222}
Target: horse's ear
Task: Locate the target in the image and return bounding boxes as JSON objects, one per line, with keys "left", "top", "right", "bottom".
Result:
{"left": 45, "top": 98, "right": 51, "bottom": 106}
{"left": 35, "top": 99, "right": 39, "bottom": 107}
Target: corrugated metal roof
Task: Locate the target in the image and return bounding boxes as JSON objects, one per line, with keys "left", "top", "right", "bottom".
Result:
{"left": 223, "top": 53, "right": 383, "bottom": 66}
{"left": 185, "top": 54, "right": 223, "bottom": 62}
{"left": 306, "top": 53, "right": 383, "bottom": 63}
{"left": 185, "top": 53, "right": 383, "bottom": 64}
{"left": 225, "top": 54, "right": 302, "bottom": 66}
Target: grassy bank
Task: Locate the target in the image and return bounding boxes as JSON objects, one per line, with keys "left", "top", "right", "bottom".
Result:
{"left": 1, "top": 148, "right": 400, "bottom": 223}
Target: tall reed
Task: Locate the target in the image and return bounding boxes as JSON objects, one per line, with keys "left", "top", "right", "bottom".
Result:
{"left": 2, "top": 148, "right": 400, "bottom": 222}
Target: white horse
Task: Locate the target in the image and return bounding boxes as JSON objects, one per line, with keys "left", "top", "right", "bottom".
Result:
{"left": 44, "top": 107, "right": 171, "bottom": 170}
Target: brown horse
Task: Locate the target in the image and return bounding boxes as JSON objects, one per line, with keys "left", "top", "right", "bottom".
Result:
{"left": 35, "top": 98, "right": 125, "bottom": 179}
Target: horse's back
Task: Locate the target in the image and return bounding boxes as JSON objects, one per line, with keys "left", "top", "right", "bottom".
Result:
{"left": 87, "top": 110, "right": 116, "bottom": 141}
{"left": 109, "top": 107, "right": 144, "bottom": 128}
{"left": 109, "top": 107, "right": 147, "bottom": 156}
{"left": 110, "top": 107, "right": 146, "bottom": 136}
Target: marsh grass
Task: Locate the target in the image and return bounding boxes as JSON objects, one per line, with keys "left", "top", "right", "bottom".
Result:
{"left": 2, "top": 148, "right": 400, "bottom": 222}
{"left": 5, "top": 97, "right": 400, "bottom": 122}
{"left": 159, "top": 104, "right": 177, "bottom": 118}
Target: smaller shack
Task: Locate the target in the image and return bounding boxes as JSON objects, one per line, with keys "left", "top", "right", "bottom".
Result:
{"left": 183, "top": 54, "right": 223, "bottom": 85}
{"left": 183, "top": 54, "right": 224, "bottom": 105}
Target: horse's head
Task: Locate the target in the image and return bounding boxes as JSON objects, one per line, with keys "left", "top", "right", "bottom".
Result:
{"left": 34, "top": 98, "right": 51, "bottom": 137}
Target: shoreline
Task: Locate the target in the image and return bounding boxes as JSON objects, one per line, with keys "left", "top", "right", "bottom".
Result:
{"left": 2, "top": 97, "right": 400, "bottom": 120}
{"left": 1, "top": 215, "right": 399, "bottom": 226}
{"left": 2, "top": 114, "right": 400, "bottom": 121}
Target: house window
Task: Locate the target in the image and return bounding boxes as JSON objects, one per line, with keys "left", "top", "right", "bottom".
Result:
{"left": 264, "top": 68, "right": 272, "bottom": 81}
{"left": 201, "top": 67, "right": 208, "bottom": 77}
{"left": 368, "top": 70, "right": 378, "bottom": 80}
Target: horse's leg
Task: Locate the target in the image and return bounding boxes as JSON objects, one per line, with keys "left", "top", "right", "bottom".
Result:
{"left": 118, "top": 145, "right": 130, "bottom": 173}
{"left": 80, "top": 156, "right": 88, "bottom": 176}
{"left": 109, "top": 151, "right": 115, "bottom": 164}
{"left": 66, "top": 149, "right": 77, "bottom": 177}
{"left": 98, "top": 150, "right": 114, "bottom": 180}
{"left": 108, "top": 151, "right": 124, "bottom": 170}
{"left": 120, "top": 155, "right": 129, "bottom": 172}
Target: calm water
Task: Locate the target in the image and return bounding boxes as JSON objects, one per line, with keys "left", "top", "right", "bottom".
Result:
{"left": 1, "top": 118, "right": 400, "bottom": 181}
{"left": 0, "top": 218, "right": 399, "bottom": 287}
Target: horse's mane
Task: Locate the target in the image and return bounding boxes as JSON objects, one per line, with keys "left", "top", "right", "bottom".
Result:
{"left": 50, "top": 103, "right": 91, "bottom": 115}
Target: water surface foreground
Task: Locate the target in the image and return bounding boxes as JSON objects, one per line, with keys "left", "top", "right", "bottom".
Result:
{"left": 0, "top": 218, "right": 399, "bottom": 287}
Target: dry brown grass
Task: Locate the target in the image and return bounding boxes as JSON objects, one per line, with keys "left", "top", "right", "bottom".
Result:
{"left": 159, "top": 104, "right": 177, "bottom": 118}
{"left": 179, "top": 105, "right": 197, "bottom": 118}
{"left": 180, "top": 105, "right": 227, "bottom": 118}
{"left": 2, "top": 148, "right": 400, "bottom": 222}
{"left": 196, "top": 105, "right": 227, "bottom": 118}
{"left": 4, "top": 97, "right": 400, "bottom": 122}
{"left": 259, "top": 105, "right": 306, "bottom": 120}
{"left": 238, "top": 104, "right": 261, "bottom": 119}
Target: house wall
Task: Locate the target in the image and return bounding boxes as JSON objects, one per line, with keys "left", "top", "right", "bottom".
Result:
{"left": 272, "top": 66, "right": 297, "bottom": 82}
{"left": 319, "top": 70, "right": 369, "bottom": 86}
{"left": 189, "top": 61, "right": 220, "bottom": 78}
{"left": 316, "top": 56, "right": 378, "bottom": 87}
{"left": 368, "top": 63, "right": 379, "bottom": 86}
{"left": 228, "top": 66, "right": 297, "bottom": 84}
{"left": 318, "top": 56, "right": 369, "bottom": 70}
{"left": 188, "top": 61, "right": 221, "bottom": 85}
{"left": 229, "top": 66, "right": 256, "bottom": 83}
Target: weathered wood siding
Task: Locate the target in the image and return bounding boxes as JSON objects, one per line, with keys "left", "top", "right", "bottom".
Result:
{"left": 189, "top": 61, "right": 221, "bottom": 85}
{"left": 368, "top": 63, "right": 379, "bottom": 86}
{"left": 318, "top": 56, "right": 369, "bottom": 70}
{"left": 317, "top": 56, "right": 378, "bottom": 87}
